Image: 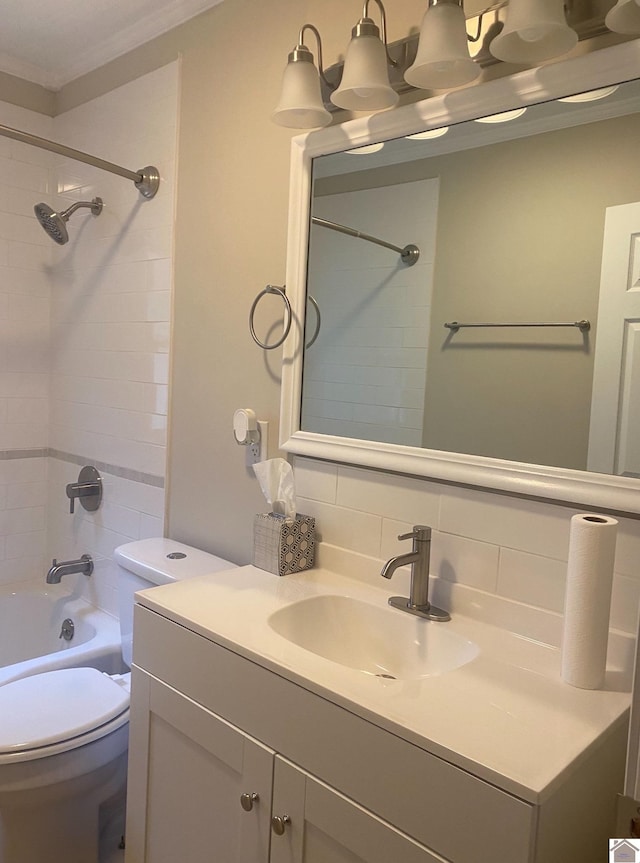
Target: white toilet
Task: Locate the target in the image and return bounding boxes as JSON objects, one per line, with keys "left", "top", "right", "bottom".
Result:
{"left": 0, "top": 538, "right": 236, "bottom": 863}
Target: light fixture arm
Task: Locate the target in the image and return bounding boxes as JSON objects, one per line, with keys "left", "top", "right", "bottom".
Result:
{"left": 362, "top": 0, "right": 399, "bottom": 67}
{"left": 296, "top": 23, "right": 332, "bottom": 88}
{"left": 467, "top": 6, "right": 504, "bottom": 42}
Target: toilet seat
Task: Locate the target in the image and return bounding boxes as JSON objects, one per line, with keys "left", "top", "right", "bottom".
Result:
{"left": 0, "top": 668, "right": 130, "bottom": 762}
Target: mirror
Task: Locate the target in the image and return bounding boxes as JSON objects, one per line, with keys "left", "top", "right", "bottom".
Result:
{"left": 280, "top": 43, "right": 640, "bottom": 514}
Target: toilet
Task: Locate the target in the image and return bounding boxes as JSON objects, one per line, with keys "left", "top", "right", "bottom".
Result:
{"left": 0, "top": 538, "right": 236, "bottom": 863}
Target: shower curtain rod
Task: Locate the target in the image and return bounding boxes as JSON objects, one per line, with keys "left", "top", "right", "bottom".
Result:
{"left": 0, "top": 122, "right": 160, "bottom": 198}
{"left": 311, "top": 216, "right": 420, "bottom": 266}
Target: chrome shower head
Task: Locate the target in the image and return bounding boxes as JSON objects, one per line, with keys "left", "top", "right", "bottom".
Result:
{"left": 33, "top": 197, "right": 103, "bottom": 245}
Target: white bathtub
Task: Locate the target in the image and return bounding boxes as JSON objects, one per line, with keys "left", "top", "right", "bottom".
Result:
{"left": 0, "top": 579, "right": 123, "bottom": 686}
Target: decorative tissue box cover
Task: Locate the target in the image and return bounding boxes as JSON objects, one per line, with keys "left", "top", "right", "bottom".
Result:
{"left": 253, "top": 513, "right": 316, "bottom": 576}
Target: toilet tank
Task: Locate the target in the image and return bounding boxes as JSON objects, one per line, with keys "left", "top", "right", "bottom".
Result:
{"left": 114, "top": 538, "right": 237, "bottom": 668}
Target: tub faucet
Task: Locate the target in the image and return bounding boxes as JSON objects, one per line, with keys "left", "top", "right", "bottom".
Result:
{"left": 381, "top": 525, "right": 450, "bottom": 622}
{"left": 46, "top": 554, "right": 94, "bottom": 584}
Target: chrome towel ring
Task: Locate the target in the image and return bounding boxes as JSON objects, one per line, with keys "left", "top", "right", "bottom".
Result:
{"left": 249, "top": 286, "right": 322, "bottom": 350}
{"left": 249, "top": 284, "right": 292, "bottom": 350}
{"left": 306, "top": 295, "right": 321, "bottom": 348}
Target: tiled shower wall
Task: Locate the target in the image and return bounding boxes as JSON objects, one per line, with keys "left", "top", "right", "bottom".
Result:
{"left": 0, "top": 62, "right": 178, "bottom": 613}
{"left": 0, "top": 103, "right": 53, "bottom": 587}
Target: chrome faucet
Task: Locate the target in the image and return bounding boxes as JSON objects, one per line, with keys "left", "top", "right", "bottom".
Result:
{"left": 381, "top": 525, "right": 450, "bottom": 621}
{"left": 46, "top": 554, "right": 94, "bottom": 584}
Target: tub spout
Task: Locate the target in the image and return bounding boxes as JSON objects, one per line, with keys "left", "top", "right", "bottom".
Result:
{"left": 46, "top": 554, "right": 94, "bottom": 584}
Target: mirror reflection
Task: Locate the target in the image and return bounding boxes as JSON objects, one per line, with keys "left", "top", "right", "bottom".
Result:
{"left": 301, "top": 79, "right": 640, "bottom": 477}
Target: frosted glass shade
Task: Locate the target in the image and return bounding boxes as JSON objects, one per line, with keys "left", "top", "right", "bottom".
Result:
{"left": 405, "top": 2, "right": 480, "bottom": 90}
{"left": 272, "top": 58, "right": 331, "bottom": 129}
{"left": 330, "top": 32, "right": 398, "bottom": 111}
{"left": 606, "top": 0, "right": 640, "bottom": 34}
{"left": 490, "top": 0, "right": 578, "bottom": 64}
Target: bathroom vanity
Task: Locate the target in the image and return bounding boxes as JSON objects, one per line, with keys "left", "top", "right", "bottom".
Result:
{"left": 124, "top": 565, "right": 629, "bottom": 863}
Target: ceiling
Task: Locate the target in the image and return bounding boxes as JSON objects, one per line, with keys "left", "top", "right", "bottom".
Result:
{"left": 0, "top": 0, "right": 224, "bottom": 90}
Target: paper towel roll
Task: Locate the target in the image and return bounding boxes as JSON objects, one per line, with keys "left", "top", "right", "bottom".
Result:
{"left": 561, "top": 513, "right": 618, "bottom": 689}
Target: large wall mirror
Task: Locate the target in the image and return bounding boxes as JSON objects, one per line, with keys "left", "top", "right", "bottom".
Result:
{"left": 280, "top": 42, "right": 640, "bottom": 514}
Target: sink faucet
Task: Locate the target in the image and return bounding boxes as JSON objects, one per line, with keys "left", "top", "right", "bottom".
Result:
{"left": 46, "top": 554, "right": 94, "bottom": 584}
{"left": 381, "top": 525, "right": 450, "bottom": 621}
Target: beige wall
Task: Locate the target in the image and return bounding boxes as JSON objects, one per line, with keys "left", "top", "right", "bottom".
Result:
{"left": 2, "top": 0, "right": 635, "bottom": 563}
{"left": 151, "top": 0, "right": 431, "bottom": 563}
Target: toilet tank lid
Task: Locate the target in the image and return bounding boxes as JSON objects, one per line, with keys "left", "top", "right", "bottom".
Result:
{"left": 114, "top": 538, "right": 237, "bottom": 586}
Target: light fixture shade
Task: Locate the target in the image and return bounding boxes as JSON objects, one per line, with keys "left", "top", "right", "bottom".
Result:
{"left": 490, "top": 0, "right": 578, "bottom": 64}
{"left": 405, "top": 2, "right": 480, "bottom": 90}
{"left": 272, "top": 55, "right": 332, "bottom": 129}
{"left": 606, "top": 0, "right": 640, "bottom": 34}
{"left": 330, "top": 26, "right": 398, "bottom": 112}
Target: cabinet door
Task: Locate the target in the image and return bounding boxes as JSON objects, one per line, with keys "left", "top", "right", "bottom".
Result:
{"left": 125, "top": 669, "right": 274, "bottom": 863}
{"left": 269, "top": 757, "right": 445, "bottom": 863}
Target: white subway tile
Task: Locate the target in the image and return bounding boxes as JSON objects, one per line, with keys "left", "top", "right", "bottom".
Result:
{"left": 440, "top": 486, "right": 574, "bottom": 558}
{"left": 293, "top": 458, "right": 338, "bottom": 504}
{"left": 337, "top": 466, "right": 441, "bottom": 525}
{"left": 497, "top": 548, "right": 567, "bottom": 613}
{"left": 296, "top": 496, "right": 382, "bottom": 557}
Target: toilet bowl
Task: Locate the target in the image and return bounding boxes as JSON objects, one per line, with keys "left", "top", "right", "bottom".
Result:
{"left": 0, "top": 538, "right": 236, "bottom": 863}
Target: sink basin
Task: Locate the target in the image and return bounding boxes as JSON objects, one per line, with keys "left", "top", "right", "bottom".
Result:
{"left": 267, "top": 595, "right": 479, "bottom": 680}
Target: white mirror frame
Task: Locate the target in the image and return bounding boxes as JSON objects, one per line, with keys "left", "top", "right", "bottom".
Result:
{"left": 280, "top": 40, "right": 640, "bottom": 515}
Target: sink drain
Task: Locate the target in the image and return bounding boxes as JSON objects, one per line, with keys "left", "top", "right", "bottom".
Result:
{"left": 375, "top": 672, "right": 397, "bottom": 680}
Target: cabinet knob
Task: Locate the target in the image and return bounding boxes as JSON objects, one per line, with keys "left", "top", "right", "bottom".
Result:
{"left": 240, "top": 792, "right": 259, "bottom": 812}
{"left": 271, "top": 815, "right": 291, "bottom": 836}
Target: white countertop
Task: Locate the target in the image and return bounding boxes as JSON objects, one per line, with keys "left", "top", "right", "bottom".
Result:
{"left": 136, "top": 564, "right": 630, "bottom": 803}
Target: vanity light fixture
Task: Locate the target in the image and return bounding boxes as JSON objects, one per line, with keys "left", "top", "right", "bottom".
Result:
{"left": 330, "top": 0, "right": 398, "bottom": 112}
{"left": 405, "top": 0, "right": 481, "bottom": 91}
{"left": 558, "top": 85, "right": 619, "bottom": 103}
{"left": 345, "top": 142, "right": 386, "bottom": 153}
{"left": 271, "top": 24, "right": 332, "bottom": 128}
{"left": 406, "top": 127, "right": 450, "bottom": 139}
{"left": 606, "top": 0, "right": 640, "bottom": 35}
{"left": 273, "top": 1, "right": 640, "bottom": 130}
{"left": 489, "top": 0, "right": 577, "bottom": 64}
{"left": 474, "top": 106, "right": 527, "bottom": 122}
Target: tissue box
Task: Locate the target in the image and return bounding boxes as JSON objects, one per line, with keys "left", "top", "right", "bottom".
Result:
{"left": 253, "top": 512, "right": 316, "bottom": 576}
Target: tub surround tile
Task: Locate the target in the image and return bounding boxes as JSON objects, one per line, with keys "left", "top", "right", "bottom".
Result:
{"left": 0, "top": 64, "right": 176, "bottom": 604}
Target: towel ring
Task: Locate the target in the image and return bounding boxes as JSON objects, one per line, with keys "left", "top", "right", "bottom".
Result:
{"left": 249, "top": 284, "right": 292, "bottom": 350}
{"left": 306, "top": 295, "right": 321, "bottom": 348}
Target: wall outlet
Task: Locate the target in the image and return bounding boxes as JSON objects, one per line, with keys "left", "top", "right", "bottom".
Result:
{"left": 247, "top": 421, "right": 268, "bottom": 465}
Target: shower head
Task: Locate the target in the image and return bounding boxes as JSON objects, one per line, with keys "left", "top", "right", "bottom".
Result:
{"left": 34, "top": 197, "right": 103, "bottom": 245}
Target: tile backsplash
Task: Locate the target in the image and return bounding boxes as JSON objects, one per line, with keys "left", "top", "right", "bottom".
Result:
{"left": 294, "top": 457, "right": 640, "bottom": 651}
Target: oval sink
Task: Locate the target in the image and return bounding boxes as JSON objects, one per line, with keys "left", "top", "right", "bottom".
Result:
{"left": 267, "top": 594, "right": 479, "bottom": 680}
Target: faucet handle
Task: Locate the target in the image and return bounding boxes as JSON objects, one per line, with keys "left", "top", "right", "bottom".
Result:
{"left": 398, "top": 525, "right": 431, "bottom": 542}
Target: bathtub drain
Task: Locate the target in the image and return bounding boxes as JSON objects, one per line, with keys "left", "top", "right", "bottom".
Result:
{"left": 59, "top": 618, "right": 75, "bottom": 641}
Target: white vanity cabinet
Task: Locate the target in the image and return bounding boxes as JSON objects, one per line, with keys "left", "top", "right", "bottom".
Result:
{"left": 126, "top": 669, "right": 445, "bottom": 863}
{"left": 125, "top": 599, "right": 626, "bottom": 863}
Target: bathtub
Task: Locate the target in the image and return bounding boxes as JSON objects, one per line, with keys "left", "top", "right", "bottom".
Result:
{"left": 0, "top": 579, "right": 123, "bottom": 686}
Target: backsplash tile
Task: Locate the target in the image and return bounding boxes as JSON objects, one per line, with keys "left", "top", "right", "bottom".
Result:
{"left": 295, "top": 456, "right": 640, "bottom": 641}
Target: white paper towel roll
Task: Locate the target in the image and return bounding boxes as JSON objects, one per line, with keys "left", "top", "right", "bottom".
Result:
{"left": 561, "top": 513, "right": 618, "bottom": 689}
